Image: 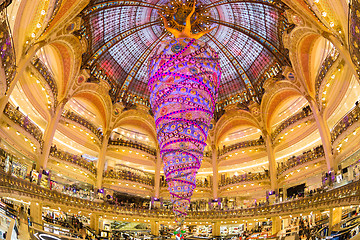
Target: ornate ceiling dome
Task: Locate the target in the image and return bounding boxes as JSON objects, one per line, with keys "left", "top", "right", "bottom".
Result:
{"left": 80, "top": 0, "right": 291, "bottom": 110}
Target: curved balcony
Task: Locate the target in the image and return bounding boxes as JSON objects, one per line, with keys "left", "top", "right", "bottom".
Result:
{"left": 160, "top": 178, "right": 212, "bottom": 189}
{"left": 49, "top": 146, "right": 96, "bottom": 175}
{"left": 103, "top": 170, "right": 154, "bottom": 186}
{"left": 272, "top": 106, "right": 312, "bottom": 141}
{"left": 31, "top": 57, "right": 58, "bottom": 106}
{"left": 331, "top": 105, "right": 360, "bottom": 144}
{"left": 220, "top": 172, "right": 269, "bottom": 187}
{"left": 108, "top": 139, "right": 156, "bottom": 156}
{"left": 62, "top": 110, "right": 104, "bottom": 142}
{"left": 3, "top": 102, "right": 44, "bottom": 147}
{"left": 0, "top": 10, "right": 16, "bottom": 91}
{"left": 277, "top": 145, "right": 325, "bottom": 176}
{"left": 1, "top": 170, "right": 359, "bottom": 220}
{"left": 219, "top": 139, "right": 265, "bottom": 156}
{"left": 315, "top": 47, "right": 340, "bottom": 100}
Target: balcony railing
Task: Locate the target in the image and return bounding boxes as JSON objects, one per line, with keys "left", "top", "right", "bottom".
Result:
{"left": 104, "top": 170, "right": 154, "bottom": 186}
{"left": 161, "top": 177, "right": 212, "bottom": 188}
{"left": 1, "top": 170, "right": 359, "bottom": 219}
{"left": 277, "top": 145, "right": 325, "bottom": 176}
{"left": 220, "top": 172, "right": 269, "bottom": 187}
{"left": 272, "top": 106, "right": 312, "bottom": 141}
{"left": 219, "top": 139, "right": 264, "bottom": 156}
{"left": 331, "top": 104, "right": 360, "bottom": 143}
{"left": 108, "top": 139, "right": 156, "bottom": 156}
{"left": 3, "top": 102, "right": 44, "bottom": 147}
{"left": 62, "top": 110, "right": 104, "bottom": 142}
{"left": 49, "top": 146, "right": 96, "bottom": 175}
{"left": 315, "top": 47, "right": 339, "bottom": 99}
{"left": 0, "top": 9, "right": 16, "bottom": 91}
{"left": 31, "top": 57, "right": 58, "bottom": 106}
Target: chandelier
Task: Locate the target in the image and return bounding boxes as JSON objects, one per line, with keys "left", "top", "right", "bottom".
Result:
{"left": 148, "top": 1, "right": 221, "bottom": 226}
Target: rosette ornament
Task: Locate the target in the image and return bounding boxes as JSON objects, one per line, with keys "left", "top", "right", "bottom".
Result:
{"left": 148, "top": 37, "right": 221, "bottom": 223}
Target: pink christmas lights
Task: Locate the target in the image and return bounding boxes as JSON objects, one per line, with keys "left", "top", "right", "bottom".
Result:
{"left": 148, "top": 38, "right": 221, "bottom": 222}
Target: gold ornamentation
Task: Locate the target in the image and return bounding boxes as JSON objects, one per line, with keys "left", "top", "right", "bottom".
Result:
{"left": 159, "top": 0, "right": 214, "bottom": 39}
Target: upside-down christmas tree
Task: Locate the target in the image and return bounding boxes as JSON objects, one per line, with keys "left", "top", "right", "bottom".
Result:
{"left": 148, "top": 1, "right": 221, "bottom": 226}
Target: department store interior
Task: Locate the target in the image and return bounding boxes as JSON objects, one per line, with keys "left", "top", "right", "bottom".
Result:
{"left": 0, "top": 0, "right": 360, "bottom": 239}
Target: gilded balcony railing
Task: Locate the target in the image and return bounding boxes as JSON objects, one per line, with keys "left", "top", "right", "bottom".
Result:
{"left": 1, "top": 170, "right": 359, "bottom": 219}
{"left": 219, "top": 139, "right": 264, "bottom": 156}
{"left": 31, "top": 57, "right": 58, "bottom": 106}
{"left": 62, "top": 110, "right": 104, "bottom": 142}
{"left": 161, "top": 177, "right": 212, "bottom": 188}
{"left": 104, "top": 169, "right": 154, "bottom": 186}
{"left": 0, "top": 8, "right": 16, "bottom": 92}
{"left": 315, "top": 47, "right": 339, "bottom": 100}
{"left": 49, "top": 146, "right": 96, "bottom": 175}
{"left": 220, "top": 172, "right": 269, "bottom": 187}
{"left": 331, "top": 104, "right": 360, "bottom": 143}
{"left": 3, "top": 102, "right": 44, "bottom": 147}
{"left": 108, "top": 139, "right": 156, "bottom": 156}
{"left": 277, "top": 145, "right": 324, "bottom": 176}
{"left": 272, "top": 106, "right": 312, "bottom": 141}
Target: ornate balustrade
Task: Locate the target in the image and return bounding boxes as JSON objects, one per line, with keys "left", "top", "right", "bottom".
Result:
{"left": 62, "top": 110, "right": 103, "bottom": 141}
{"left": 31, "top": 57, "right": 58, "bottom": 106}
{"left": 161, "top": 178, "right": 212, "bottom": 188}
{"left": 277, "top": 145, "right": 325, "bottom": 176}
{"left": 315, "top": 47, "right": 340, "bottom": 99}
{"left": 219, "top": 139, "right": 264, "bottom": 156}
{"left": 331, "top": 105, "right": 360, "bottom": 143}
{"left": 103, "top": 170, "right": 154, "bottom": 186}
{"left": 3, "top": 102, "right": 44, "bottom": 147}
{"left": 108, "top": 139, "right": 156, "bottom": 156}
{"left": 220, "top": 172, "right": 269, "bottom": 187}
{"left": 187, "top": 180, "right": 360, "bottom": 219}
{"left": 49, "top": 146, "right": 96, "bottom": 175}
{"left": 1, "top": 170, "right": 359, "bottom": 220}
{"left": 272, "top": 106, "right": 312, "bottom": 141}
{"left": 0, "top": 9, "right": 16, "bottom": 91}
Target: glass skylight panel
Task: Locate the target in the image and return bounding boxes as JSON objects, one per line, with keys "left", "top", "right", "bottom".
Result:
{"left": 149, "top": 25, "right": 162, "bottom": 37}
{"left": 139, "top": 28, "right": 158, "bottom": 46}
{"left": 89, "top": 13, "right": 105, "bottom": 51}
{"left": 247, "top": 50, "right": 273, "bottom": 80}
{"left": 213, "top": 25, "right": 233, "bottom": 44}
{"left": 103, "top": 8, "right": 123, "bottom": 43}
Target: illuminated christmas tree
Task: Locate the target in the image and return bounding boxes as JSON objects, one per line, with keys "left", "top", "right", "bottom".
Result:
{"left": 148, "top": 1, "right": 221, "bottom": 225}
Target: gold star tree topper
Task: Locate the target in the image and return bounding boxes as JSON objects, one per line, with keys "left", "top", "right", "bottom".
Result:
{"left": 159, "top": 1, "right": 214, "bottom": 39}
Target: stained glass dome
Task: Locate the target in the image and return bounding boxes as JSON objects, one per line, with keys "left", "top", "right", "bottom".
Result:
{"left": 80, "top": 0, "right": 291, "bottom": 110}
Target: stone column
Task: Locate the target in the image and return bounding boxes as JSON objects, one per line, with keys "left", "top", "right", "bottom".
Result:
{"left": 265, "top": 132, "right": 278, "bottom": 192}
{"left": 271, "top": 216, "right": 281, "bottom": 235}
{"left": 150, "top": 220, "right": 160, "bottom": 236}
{"left": 30, "top": 202, "right": 43, "bottom": 226}
{"left": 212, "top": 221, "right": 221, "bottom": 237}
{"left": 308, "top": 97, "right": 334, "bottom": 170}
{"left": 96, "top": 131, "right": 111, "bottom": 189}
{"left": 90, "top": 214, "right": 99, "bottom": 233}
{"left": 154, "top": 151, "right": 161, "bottom": 199}
{"left": 212, "top": 145, "right": 219, "bottom": 200}
{"left": 329, "top": 207, "right": 342, "bottom": 235}
{"left": 37, "top": 102, "right": 65, "bottom": 170}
